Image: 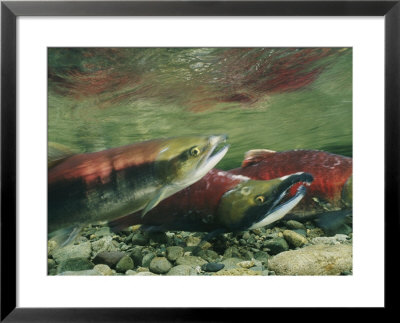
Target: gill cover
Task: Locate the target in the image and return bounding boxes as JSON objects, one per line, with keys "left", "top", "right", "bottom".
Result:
{"left": 142, "top": 135, "right": 229, "bottom": 216}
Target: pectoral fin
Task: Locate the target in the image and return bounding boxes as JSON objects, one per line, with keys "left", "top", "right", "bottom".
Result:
{"left": 48, "top": 225, "right": 82, "bottom": 249}
{"left": 141, "top": 187, "right": 168, "bottom": 217}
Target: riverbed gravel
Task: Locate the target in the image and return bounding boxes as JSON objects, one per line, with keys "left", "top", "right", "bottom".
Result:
{"left": 48, "top": 219, "right": 352, "bottom": 276}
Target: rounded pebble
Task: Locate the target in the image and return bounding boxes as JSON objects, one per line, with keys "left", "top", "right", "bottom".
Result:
{"left": 149, "top": 257, "right": 172, "bottom": 274}
{"left": 93, "top": 264, "right": 113, "bottom": 276}
{"left": 116, "top": 255, "right": 134, "bottom": 273}
{"left": 283, "top": 230, "right": 308, "bottom": 248}
{"left": 201, "top": 262, "right": 225, "bottom": 272}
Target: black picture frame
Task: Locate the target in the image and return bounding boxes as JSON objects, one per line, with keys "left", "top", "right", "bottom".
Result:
{"left": 1, "top": 0, "right": 398, "bottom": 321}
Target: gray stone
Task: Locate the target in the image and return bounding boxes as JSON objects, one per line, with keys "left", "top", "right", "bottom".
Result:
{"left": 223, "top": 246, "right": 241, "bottom": 259}
{"left": 263, "top": 238, "right": 289, "bottom": 255}
{"left": 91, "top": 236, "right": 118, "bottom": 255}
{"left": 268, "top": 244, "right": 352, "bottom": 275}
{"left": 149, "top": 257, "right": 172, "bottom": 274}
{"left": 240, "top": 250, "right": 254, "bottom": 260}
{"left": 197, "top": 249, "right": 219, "bottom": 263}
{"left": 250, "top": 266, "right": 265, "bottom": 272}
{"left": 116, "top": 255, "right": 134, "bottom": 273}
{"left": 185, "top": 236, "right": 201, "bottom": 247}
{"left": 285, "top": 220, "right": 306, "bottom": 230}
{"left": 254, "top": 251, "right": 269, "bottom": 265}
{"left": 131, "top": 232, "right": 149, "bottom": 246}
{"left": 141, "top": 253, "right": 156, "bottom": 268}
{"left": 334, "top": 234, "right": 350, "bottom": 243}
{"left": 201, "top": 262, "right": 225, "bottom": 272}
{"left": 292, "top": 229, "right": 307, "bottom": 237}
{"left": 156, "top": 248, "right": 167, "bottom": 257}
{"left": 125, "top": 270, "right": 136, "bottom": 275}
{"left": 129, "top": 247, "right": 144, "bottom": 267}
{"left": 283, "top": 230, "right": 308, "bottom": 248}
{"left": 93, "top": 251, "right": 125, "bottom": 268}
{"left": 166, "top": 246, "right": 184, "bottom": 262}
{"left": 167, "top": 265, "right": 198, "bottom": 276}
{"left": 94, "top": 226, "right": 111, "bottom": 238}
{"left": 221, "top": 257, "right": 242, "bottom": 270}
{"left": 176, "top": 255, "right": 207, "bottom": 268}
{"left": 311, "top": 234, "right": 350, "bottom": 245}
{"left": 52, "top": 241, "right": 92, "bottom": 264}
{"left": 93, "top": 264, "right": 113, "bottom": 276}
{"left": 57, "top": 257, "right": 94, "bottom": 273}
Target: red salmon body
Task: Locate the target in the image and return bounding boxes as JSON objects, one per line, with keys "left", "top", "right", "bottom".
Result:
{"left": 108, "top": 169, "right": 247, "bottom": 232}
{"left": 229, "top": 149, "right": 352, "bottom": 217}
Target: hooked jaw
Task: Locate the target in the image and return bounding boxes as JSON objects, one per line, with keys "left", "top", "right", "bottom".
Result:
{"left": 194, "top": 135, "right": 230, "bottom": 180}
{"left": 249, "top": 172, "right": 313, "bottom": 229}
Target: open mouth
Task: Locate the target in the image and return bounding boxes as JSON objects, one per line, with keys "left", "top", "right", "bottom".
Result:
{"left": 196, "top": 135, "right": 230, "bottom": 177}
{"left": 249, "top": 172, "right": 313, "bottom": 229}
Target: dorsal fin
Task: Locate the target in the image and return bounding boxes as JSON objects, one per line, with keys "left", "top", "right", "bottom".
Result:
{"left": 242, "top": 149, "right": 276, "bottom": 167}
{"left": 48, "top": 142, "right": 75, "bottom": 169}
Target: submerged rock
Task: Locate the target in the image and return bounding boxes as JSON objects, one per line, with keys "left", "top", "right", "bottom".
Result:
{"left": 52, "top": 241, "right": 92, "bottom": 264}
{"left": 197, "top": 249, "right": 219, "bottom": 263}
{"left": 116, "top": 255, "right": 134, "bottom": 273}
{"left": 93, "top": 264, "right": 113, "bottom": 276}
{"left": 201, "top": 262, "right": 225, "bottom": 272}
{"left": 166, "top": 246, "right": 184, "bottom": 262}
{"left": 131, "top": 232, "right": 149, "bottom": 246}
{"left": 268, "top": 244, "right": 352, "bottom": 275}
{"left": 129, "top": 247, "right": 144, "bottom": 267}
{"left": 175, "top": 255, "right": 207, "bottom": 268}
{"left": 91, "top": 236, "right": 118, "bottom": 255}
{"left": 57, "top": 257, "right": 94, "bottom": 273}
{"left": 263, "top": 238, "right": 289, "bottom": 255}
{"left": 282, "top": 230, "right": 308, "bottom": 248}
{"left": 141, "top": 252, "right": 156, "bottom": 268}
{"left": 93, "top": 251, "right": 125, "bottom": 268}
{"left": 149, "top": 257, "right": 172, "bottom": 274}
{"left": 220, "top": 257, "right": 242, "bottom": 270}
{"left": 186, "top": 236, "right": 201, "bottom": 247}
{"left": 285, "top": 220, "right": 306, "bottom": 230}
{"left": 311, "top": 234, "right": 350, "bottom": 245}
{"left": 167, "top": 265, "right": 198, "bottom": 276}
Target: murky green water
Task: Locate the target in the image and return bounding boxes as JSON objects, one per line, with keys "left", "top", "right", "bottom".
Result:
{"left": 48, "top": 48, "right": 352, "bottom": 170}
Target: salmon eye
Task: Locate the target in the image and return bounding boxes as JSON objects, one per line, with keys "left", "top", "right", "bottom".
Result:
{"left": 190, "top": 147, "right": 201, "bottom": 157}
{"left": 254, "top": 195, "right": 265, "bottom": 204}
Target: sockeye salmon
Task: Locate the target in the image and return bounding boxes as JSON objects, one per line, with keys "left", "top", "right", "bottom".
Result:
{"left": 229, "top": 149, "right": 352, "bottom": 218}
{"left": 108, "top": 169, "right": 313, "bottom": 238}
{"left": 48, "top": 135, "right": 229, "bottom": 242}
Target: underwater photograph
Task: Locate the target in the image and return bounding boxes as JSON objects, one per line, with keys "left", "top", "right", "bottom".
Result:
{"left": 48, "top": 47, "right": 352, "bottom": 276}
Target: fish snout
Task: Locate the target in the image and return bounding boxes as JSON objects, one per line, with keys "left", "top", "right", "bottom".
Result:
{"left": 208, "top": 134, "right": 228, "bottom": 146}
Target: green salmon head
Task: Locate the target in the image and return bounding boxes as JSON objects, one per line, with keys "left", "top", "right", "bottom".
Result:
{"left": 156, "top": 134, "right": 229, "bottom": 190}
{"left": 217, "top": 172, "right": 314, "bottom": 231}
